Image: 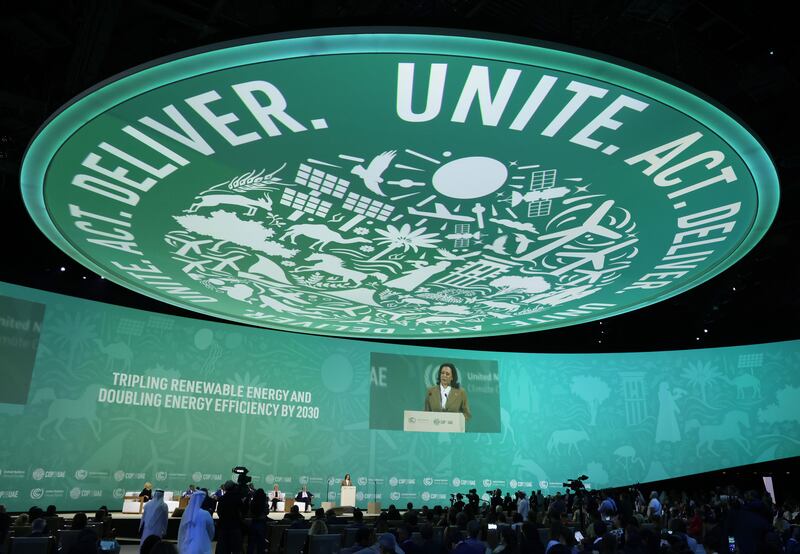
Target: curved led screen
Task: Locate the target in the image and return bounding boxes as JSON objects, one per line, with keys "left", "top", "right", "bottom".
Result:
{"left": 0, "top": 281, "right": 797, "bottom": 510}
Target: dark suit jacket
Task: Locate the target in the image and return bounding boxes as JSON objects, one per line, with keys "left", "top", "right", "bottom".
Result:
{"left": 424, "top": 386, "right": 471, "bottom": 420}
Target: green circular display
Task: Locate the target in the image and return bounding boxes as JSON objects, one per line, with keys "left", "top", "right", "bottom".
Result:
{"left": 21, "top": 31, "right": 779, "bottom": 339}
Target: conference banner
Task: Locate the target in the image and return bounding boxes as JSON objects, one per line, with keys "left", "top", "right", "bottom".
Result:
{"left": 0, "top": 281, "right": 798, "bottom": 511}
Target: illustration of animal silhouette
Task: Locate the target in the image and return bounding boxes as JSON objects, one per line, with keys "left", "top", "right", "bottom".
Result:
{"left": 351, "top": 150, "right": 397, "bottom": 196}
{"left": 280, "top": 224, "right": 371, "bottom": 250}
{"left": 614, "top": 445, "right": 646, "bottom": 479}
{"left": 295, "top": 253, "right": 387, "bottom": 285}
{"left": 723, "top": 373, "right": 761, "bottom": 399}
{"left": 511, "top": 452, "right": 549, "bottom": 485}
{"left": 187, "top": 193, "right": 272, "bottom": 216}
{"left": 684, "top": 410, "right": 750, "bottom": 456}
{"left": 37, "top": 385, "right": 102, "bottom": 440}
{"left": 547, "top": 429, "right": 589, "bottom": 456}
{"left": 94, "top": 339, "right": 133, "bottom": 371}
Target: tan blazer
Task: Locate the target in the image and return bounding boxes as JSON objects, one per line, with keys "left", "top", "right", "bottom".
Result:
{"left": 424, "top": 386, "right": 471, "bottom": 420}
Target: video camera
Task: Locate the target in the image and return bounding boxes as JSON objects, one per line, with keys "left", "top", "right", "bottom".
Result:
{"left": 232, "top": 466, "right": 252, "bottom": 489}
{"left": 562, "top": 475, "right": 588, "bottom": 492}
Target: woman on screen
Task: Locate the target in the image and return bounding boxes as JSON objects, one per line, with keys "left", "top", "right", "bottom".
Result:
{"left": 424, "top": 363, "right": 471, "bottom": 420}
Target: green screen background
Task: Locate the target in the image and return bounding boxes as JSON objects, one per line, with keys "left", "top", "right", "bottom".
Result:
{"left": 0, "top": 281, "right": 798, "bottom": 511}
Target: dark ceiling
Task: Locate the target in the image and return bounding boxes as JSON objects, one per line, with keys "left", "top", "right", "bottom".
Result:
{"left": 1, "top": 0, "right": 797, "bottom": 353}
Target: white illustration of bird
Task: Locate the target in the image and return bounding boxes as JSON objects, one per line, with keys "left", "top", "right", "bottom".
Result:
{"left": 513, "top": 233, "right": 535, "bottom": 254}
{"left": 484, "top": 235, "right": 509, "bottom": 255}
{"left": 351, "top": 150, "right": 397, "bottom": 196}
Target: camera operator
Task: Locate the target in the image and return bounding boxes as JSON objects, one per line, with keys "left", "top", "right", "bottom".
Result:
{"left": 216, "top": 480, "right": 246, "bottom": 554}
{"left": 490, "top": 489, "right": 503, "bottom": 511}
{"left": 466, "top": 489, "right": 480, "bottom": 511}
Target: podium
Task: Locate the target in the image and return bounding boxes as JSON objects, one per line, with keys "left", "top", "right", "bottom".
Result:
{"left": 340, "top": 485, "right": 356, "bottom": 507}
{"left": 403, "top": 410, "right": 465, "bottom": 433}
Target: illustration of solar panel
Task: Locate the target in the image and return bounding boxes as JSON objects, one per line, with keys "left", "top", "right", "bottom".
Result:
{"left": 342, "top": 192, "right": 394, "bottom": 221}
{"left": 280, "top": 188, "right": 332, "bottom": 217}
{"left": 295, "top": 163, "right": 350, "bottom": 198}
{"left": 453, "top": 224, "right": 472, "bottom": 248}
{"left": 117, "top": 317, "right": 145, "bottom": 337}
{"left": 737, "top": 353, "right": 764, "bottom": 368}
{"left": 527, "top": 169, "right": 557, "bottom": 218}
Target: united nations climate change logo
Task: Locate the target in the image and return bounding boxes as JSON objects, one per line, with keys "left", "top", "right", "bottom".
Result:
{"left": 22, "top": 32, "right": 778, "bottom": 339}
{"left": 30, "top": 488, "right": 44, "bottom": 500}
{"left": 32, "top": 468, "right": 45, "bottom": 481}
{"left": 357, "top": 477, "right": 368, "bottom": 487}
{"left": 390, "top": 492, "right": 401, "bottom": 501}
{"left": 509, "top": 479, "right": 518, "bottom": 488}
{"left": 113, "top": 488, "right": 125, "bottom": 499}
{"left": 75, "top": 470, "right": 88, "bottom": 481}
{"left": 423, "top": 477, "right": 434, "bottom": 487}
{"left": 156, "top": 471, "right": 168, "bottom": 481}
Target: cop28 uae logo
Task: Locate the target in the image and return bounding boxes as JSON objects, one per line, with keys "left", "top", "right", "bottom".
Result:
{"left": 21, "top": 32, "right": 778, "bottom": 339}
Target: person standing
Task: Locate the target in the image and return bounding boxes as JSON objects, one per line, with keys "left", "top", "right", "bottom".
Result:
{"left": 178, "top": 491, "right": 215, "bottom": 554}
{"left": 140, "top": 490, "right": 169, "bottom": 549}
{"left": 216, "top": 481, "right": 244, "bottom": 554}
{"left": 424, "top": 363, "right": 471, "bottom": 420}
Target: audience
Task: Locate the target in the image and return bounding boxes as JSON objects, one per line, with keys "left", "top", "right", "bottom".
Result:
{"left": 0, "top": 481, "right": 797, "bottom": 554}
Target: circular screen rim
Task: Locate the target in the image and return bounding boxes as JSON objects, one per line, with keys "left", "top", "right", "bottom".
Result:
{"left": 20, "top": 28, "right": 780, "bottom": 339}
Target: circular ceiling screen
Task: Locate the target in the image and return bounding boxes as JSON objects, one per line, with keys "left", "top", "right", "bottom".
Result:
{"left": 22, "top": 31, "right": 779, "bottom": 339}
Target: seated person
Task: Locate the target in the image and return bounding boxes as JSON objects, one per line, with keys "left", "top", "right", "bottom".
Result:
{"left": 140, "top": 482, "right": 153, "bottom": 502}
{"left": 295, "top": 485, "right": 314, "bottom": 512}
{"left": 29, "top": 518, "right": 49, "bottom": 537}
{"left": 181, "top": 484, "right": 197, "bottom": 498}
{"left": 269, "top": 484, "right": 284, "bottom": 511}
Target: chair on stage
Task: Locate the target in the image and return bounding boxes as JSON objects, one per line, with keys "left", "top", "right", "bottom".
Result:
{"left": 308, "top": 534, "right": 341, "bottom": 554}
{"left": 7, "top": 536, "right": 52, "bottom": 554}
{"left": 283, "top": 528, "right": 308, "bottom": 554}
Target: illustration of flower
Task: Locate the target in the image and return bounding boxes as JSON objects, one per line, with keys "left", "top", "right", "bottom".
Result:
{"left": 359, "top": 245, "right": 375, "bottom": 253}
{"left": 353, "top": 227, "right": 369, "bottom": 235}
{"left": 370, "top": 224, "right": 441, "bottom": 260}
{"left": 282, "top": 260, "right": 296, "bottom": 267}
